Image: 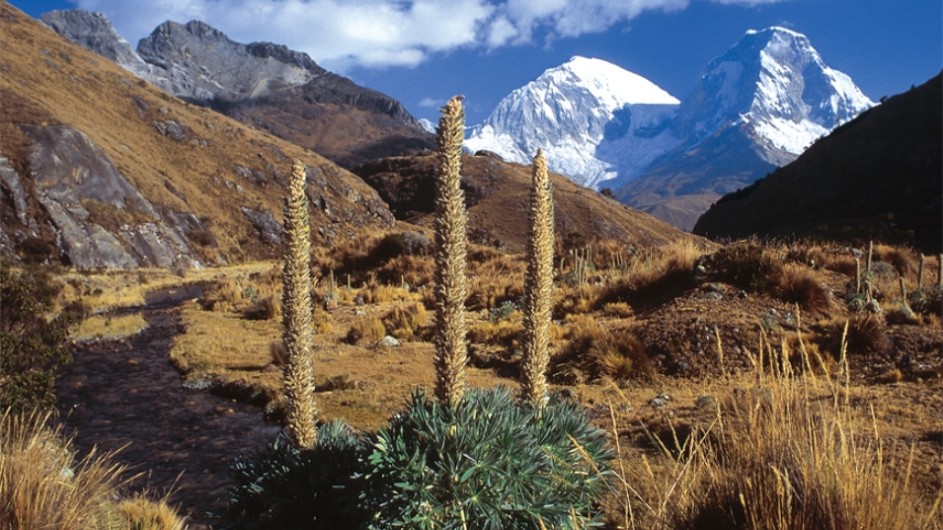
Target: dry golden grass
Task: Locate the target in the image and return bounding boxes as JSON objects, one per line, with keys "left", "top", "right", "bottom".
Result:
{"left": 170, "top": 300, "right": 279, "bottom": 374}
{"left": 606, "top": 338, "right": 943, "bottom": 530}
{"left": 596, "top": 239, "right": 704, "bottom": 309}
{"left": 346, "top": 317, "right": 387, "bottom": 345}
{"left": 0, "top": 410, "right": 185, "bottom": 530}
{"left": 57, "top": 262, "right": 275, "bottom": 313}
{"left": 382, "top": 301, "right": 431, "bottom": 340}
{"left": 115, "top": 495, "right": 186, "bottom": 530}
{"left": 71, "top": 313, "right": 148, "bottom": 341}
{"left": 771, "top": 263, "right": 833, "bottom": 313}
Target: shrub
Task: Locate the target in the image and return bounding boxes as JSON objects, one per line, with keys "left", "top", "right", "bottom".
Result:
{"left": 242, "top": 296, "right": 278, "bottom": 321}
{"left": 772, "top": 263, "right": 833, "bottom": 313}
{"left": 224, "top": 420, "right": 366, "bottom": 529}
{"left": 826, "top": 315, "right": 888, "bottom": 357}
{"left": 0, "top": 264, "right": 83, "bottom": 412}
{"left": 346, "top": 317, "right": 386, "bottom": 345}
{"left": 591, "top": 332, "right": 654, "bottom": 382}
{"left": 382, "top": 302, "right": 430, "bottom": 340}
{"left": 361, "top": 387, "right": 613, "bottom": 530}
{"left": 706, "top": 241, "right": 784, "bottom": 293}
{"left": 596, "top": 240, "right": 700, "bottom": 310}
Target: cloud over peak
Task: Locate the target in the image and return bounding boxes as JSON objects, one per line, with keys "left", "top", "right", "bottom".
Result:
{"left": 74, "top": 0, "right": 789, "bottom": 72}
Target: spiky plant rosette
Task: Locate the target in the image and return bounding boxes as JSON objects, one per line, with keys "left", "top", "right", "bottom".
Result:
{"left": 361, "top": 387, "right": 613, "bottom": 530}
{"left": 224, "top": 420, "right": 367, "bottom": 529}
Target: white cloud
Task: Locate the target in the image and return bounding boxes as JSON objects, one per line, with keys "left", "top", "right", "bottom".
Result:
{"left": 74, "top": 0, "right": 787, "bottom": 71}
{"left": 417, "top": 97, "right": 445, "bottom": 108}
{"left": 711, "top": 0, "right": 786, "bottom": 5}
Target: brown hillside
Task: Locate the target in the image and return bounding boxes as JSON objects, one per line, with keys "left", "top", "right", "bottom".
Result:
{"left": 355, "top": 153, "right": 700, "bottom": 252}
{"left": 0, "top": 4, "right": 393, "bottom": 267}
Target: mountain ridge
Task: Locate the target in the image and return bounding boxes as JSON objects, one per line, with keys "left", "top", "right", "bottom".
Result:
{"left": 40, "top": 9, "right": 435, "bottom": 168}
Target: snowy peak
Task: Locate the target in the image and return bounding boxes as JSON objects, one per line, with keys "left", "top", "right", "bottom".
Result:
{"left": 552, "top": 56, "right": 680, "bottom": 106}
{"left": 465, "top": 56, "right": 680, "bottom": 188}
{"left": 678, "top": 26, "right": 872, "bottom": 154}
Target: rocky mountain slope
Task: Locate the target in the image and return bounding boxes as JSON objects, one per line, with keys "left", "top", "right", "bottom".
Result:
{"left": 694, "top": 73, "right": 942, "bottom": 254}
{"left": 1, "top": 4, "right": 394, "bottom": 269}
{"left": 40, "top": 9, "right": 434, "bottom": 168}
{"left": 354, "top": 153, "right": 698, "bottom": 253}
{"left": 614, "top": 27, "right": 873, "bottom": 229}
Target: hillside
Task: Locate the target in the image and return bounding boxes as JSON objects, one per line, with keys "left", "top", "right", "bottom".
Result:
{"left": 354, "top": 152, "right": 698, "bottom": 253}
{"left": 694, "top": 72, "right": 942, "bottom": 254}
{"left": 0, "top": 4, "right": 394, "bottom": 268}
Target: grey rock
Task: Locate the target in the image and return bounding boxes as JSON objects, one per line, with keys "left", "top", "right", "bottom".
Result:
{"left": 696, "top": 395, "right": 717, "bottom": 409}
{"left": 648, "top": 393, "right": 672, "bottom": 409}
{"left": 0, "top": 157, "right": 34, "bottom": 227}
{"left": 152, "top": 120, "right": 192, "bottom": 142}
{"left": 240, "top": 207, "right": 281, "bottom": 246}
{"left": 40, "top": 10, "right": 152, "bottom": 78}
{"left": 378, "top": 335, "right": 402, "bottom": 348}
{"left": 137, "top": 20, "right": 320, "bottom": 102}
{"left": 23, "top": 124, "right": 201, "bottom": 269}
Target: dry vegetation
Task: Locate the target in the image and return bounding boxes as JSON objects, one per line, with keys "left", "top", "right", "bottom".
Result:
{"left": 83, "top": 229, "right": 936, "bottom": 528}
{"left": 14, "top": 230, "right": 940, "bottom": 528}
{"left": 0, "top": 410, "right": 185, "bottom": 530}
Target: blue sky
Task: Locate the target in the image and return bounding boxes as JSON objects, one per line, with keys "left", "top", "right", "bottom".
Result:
{"left": 12, "top": 0, "right": 942, "bottom": 124}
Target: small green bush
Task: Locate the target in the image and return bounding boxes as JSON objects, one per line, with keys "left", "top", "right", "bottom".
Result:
{"left": 0, "top": 264, "right": 84, "bottom": 412}
{"left": 361, "top": 387, "right": 613, "bottom": 529}
{"left": 224, "top": 420, "right": 367, "bottom": 530}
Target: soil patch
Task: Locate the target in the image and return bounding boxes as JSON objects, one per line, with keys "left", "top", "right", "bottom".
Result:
{"left": 56, "top": 287, "right": 280, "bottom": 527}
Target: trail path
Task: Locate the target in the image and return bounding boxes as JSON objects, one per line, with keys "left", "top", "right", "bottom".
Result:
{"left": 56, "top": 286, "right": 280, "bottom": 527}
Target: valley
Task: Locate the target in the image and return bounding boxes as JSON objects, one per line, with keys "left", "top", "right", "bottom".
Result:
{"left": 2, "top": 3, "right": 941, "bottom": 530}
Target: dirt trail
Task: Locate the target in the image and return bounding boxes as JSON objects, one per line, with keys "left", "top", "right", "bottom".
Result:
{"left": 56, "top": 286, "right": 280, "bottom": 527}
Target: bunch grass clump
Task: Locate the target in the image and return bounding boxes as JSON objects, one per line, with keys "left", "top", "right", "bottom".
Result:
{"left": 0, "top": 410, "right": 185, "bottom": 530}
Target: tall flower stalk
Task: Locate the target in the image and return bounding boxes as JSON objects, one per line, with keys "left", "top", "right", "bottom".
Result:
{"left": 432, "top": 96, "right": 469, "bottom": 408}
{"left": 281, "top": 160, "right": 317, "bottom": 448}
{"left": 521, "top": 149, "right": 554, "bottom": 410}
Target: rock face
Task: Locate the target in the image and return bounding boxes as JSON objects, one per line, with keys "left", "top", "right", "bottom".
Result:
{"left": 21, "top": 125, "right": 199, "bottom": 268}
{"left": 3, "top": 4, "right": 396, "bottom": 269}
{"left": 694, "top": 73, "right": 942, "bottom": 254}
{"left": 40, "top": 10, "right": 151, "bottom": 78}
{"left": 42, "top": 10, "right": 434, "bottom": 168}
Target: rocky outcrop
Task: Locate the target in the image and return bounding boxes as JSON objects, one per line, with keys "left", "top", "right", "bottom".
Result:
{"left": 39, "top": 10, "right": 151, "bottom": 78}
{"left": 21, "top": 125, "right": 202, "bottom": 269}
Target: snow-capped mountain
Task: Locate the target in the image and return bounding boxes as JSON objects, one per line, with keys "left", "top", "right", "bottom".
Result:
{"left": 613, "top": 26, "right": 874, "bottom": 229}
{"left": 465, "top": 56, "right": 680, "bottom": 189}
{"left": 468, "top": 27, "right": 873, "bottom": 230}
{"left": 673, "top": 26, "right": 872, "bottom": 165}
